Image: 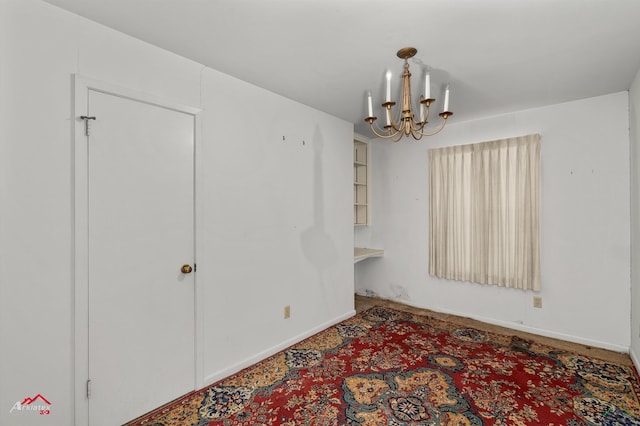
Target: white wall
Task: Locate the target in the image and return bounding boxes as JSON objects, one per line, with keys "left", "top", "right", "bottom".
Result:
{"left": 199, "top": 68, "right": 354, "bottom": 381}
{"left": 630, "top": 67, "right": 640, "bottom": 367}
{"left": 356, "top": 92, "right": 631, "bottom": 351}
{"left": 0, "top": 1, "right": 353, "bottom": 425}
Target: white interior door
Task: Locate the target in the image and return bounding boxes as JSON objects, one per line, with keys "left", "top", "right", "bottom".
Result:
{"left": 87, "top": 89, "right": 196, "bottom": 425}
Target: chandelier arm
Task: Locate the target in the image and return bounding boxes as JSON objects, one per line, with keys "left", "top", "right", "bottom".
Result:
{"left": 409, "top": 130, "right": 424, "bottom": 141}
{"left": 392, "top": 112, "right": 402, "bottom": 131}
{"left": 384, "top": 103, "right": 402, "bottom": 133}
{"left": 386, "top": 107, "right": 397, "bottom": 131}
{"left": 410, "top": 114, "right": 421, "bottom": 132}
{"left": 419, "top": 98, "right": 435, "bottom": 126}
{"left": 421, "top": 105, "right": 431, "bottom": 126}
{"left": 368, "top": 120, "right": 402, "bottom": 140}
{"left": 417, "top": 116, "right": 449, "bottom": 137}
{"left": 392, "top": 131, "right": 405, "bottom": 143}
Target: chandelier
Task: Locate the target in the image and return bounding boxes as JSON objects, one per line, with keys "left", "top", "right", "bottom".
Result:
{"left": 364, "top": 47, "right": 453, "bottom": 142}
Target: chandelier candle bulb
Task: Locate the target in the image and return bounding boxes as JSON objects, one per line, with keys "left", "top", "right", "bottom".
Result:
{"left": 443, "top": 85, "right": 450, "bottom": 112}
{"left": 367, "top": 91, "right": 373, "bottom": 117}
{"left": 425, "top": 72, "right": 431, "bottom": 99}
{"left": 385, "top": 70, "right": 392, "bottom": 102}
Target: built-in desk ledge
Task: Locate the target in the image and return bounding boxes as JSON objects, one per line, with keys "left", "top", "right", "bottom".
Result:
{"left": 354, "top": 247, "right": 384, "bottom": 263}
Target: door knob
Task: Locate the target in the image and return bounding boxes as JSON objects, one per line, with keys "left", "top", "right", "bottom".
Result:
{"left": 181, "top": 264, "right": 193, "bottom": 274}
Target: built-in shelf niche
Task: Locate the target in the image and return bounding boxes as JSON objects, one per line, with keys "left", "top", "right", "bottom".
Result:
{"left": 354, "top": 135, "right": 370, "bottom": 226}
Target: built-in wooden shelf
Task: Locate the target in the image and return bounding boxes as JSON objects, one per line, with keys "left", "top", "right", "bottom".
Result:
{"left": 354, "top": 247, "right": 384, "bottom": 263}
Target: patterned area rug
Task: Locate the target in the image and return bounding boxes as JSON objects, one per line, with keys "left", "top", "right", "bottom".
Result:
{"left": 127, "top": 307, "right": 640, "bottom": 425}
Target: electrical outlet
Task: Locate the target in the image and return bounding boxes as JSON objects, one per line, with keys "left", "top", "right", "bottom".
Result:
{"left": 533, "top": 296, "right": 542, "bottom": 308}
{"left": 284, "top": 305, "right": 291, "bottom": 319}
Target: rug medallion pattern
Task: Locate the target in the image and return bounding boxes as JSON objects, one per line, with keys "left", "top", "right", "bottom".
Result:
{"left": 128, "top": 307, "right": 640, "bottom": 425}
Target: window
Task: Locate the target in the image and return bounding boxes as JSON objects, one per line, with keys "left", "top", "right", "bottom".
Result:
{"left": 429, "top": 134, "right": 541, "bottom": 290}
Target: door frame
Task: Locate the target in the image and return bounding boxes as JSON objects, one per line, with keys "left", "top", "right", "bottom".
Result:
{"left": 72, "top": 74, "right": 204, "bottom": 425}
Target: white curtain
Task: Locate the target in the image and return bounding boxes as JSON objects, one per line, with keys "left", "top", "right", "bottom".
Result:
{"left": 429, "top": 134, "right": 540, "bottom": 290}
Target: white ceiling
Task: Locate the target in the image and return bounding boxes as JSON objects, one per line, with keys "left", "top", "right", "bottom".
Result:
{"left": 44, "top": 0, "right": 640, "bottom": 134}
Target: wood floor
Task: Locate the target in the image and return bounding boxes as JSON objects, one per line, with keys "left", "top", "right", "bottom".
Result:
{"left": 355, "top": 294, "right": 634, "bottom": 367}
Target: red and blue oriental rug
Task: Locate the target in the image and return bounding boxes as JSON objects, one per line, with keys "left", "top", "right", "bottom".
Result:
{"left": 128, "top": 307, "right": 640, "bottom": 425}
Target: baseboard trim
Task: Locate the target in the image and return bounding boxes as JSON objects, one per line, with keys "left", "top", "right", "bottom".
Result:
{"left": 400, "top": 300, "right": 630, "bottom": 354}
{"left": 202, "top": 310, "right": 356, "bottom": 386}
{"left": 480, "top": 316, "right": 630, "bottom": 354}
{"left": 630, "top": 347, "right": 640, "bottom": 372}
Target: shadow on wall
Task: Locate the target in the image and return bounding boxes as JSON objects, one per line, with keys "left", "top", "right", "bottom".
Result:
{"left": 301, "top": 125, "right": 338, "bottom": 307}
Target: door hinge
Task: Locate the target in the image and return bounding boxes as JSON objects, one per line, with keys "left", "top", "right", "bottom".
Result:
{"left": 80, "top": 115, "right": 96, "bottom": 136}
{"left": 86, "top": 379, "right": 92, "bottom": 399}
